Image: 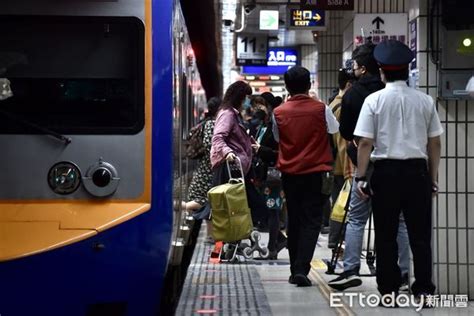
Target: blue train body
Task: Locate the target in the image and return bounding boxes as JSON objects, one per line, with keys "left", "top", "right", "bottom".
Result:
{"left": 0, "top": 1, "right": 199, "bottom": 315}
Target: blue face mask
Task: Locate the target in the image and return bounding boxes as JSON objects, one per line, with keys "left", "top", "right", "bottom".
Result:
{"left": 243, "top": 97, "right": 251, "bottom": 109}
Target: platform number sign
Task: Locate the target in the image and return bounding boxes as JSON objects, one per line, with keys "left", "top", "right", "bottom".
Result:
{"left": 236, "top": 35, "right": 268, "bottom": 66}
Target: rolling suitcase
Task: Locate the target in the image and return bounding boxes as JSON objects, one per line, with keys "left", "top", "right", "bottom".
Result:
{"left": 208, "top": 158, "right": 253, "bottom": 243}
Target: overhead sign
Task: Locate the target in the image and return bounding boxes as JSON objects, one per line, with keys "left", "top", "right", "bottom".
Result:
{"left": 289, "top": 9, "right": 326, "bottom": 28}
{"left": 353, "top": 13, "right": 408, "bottom": 46}
{"left": 300, "top": 0, "right": 354, "bottom": 10}
{"left": 260, "top": 10, "right": 279, "bottom": 30}
{"left": 236, "top": 34, "right": 268, "bottom": 66}
{"left": 267, "top": 48, "right": 298, "bottom": 66}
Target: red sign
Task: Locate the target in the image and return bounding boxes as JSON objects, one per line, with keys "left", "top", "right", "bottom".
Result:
{"left": 300, "top": 0, "right": 354, "bottom": 10}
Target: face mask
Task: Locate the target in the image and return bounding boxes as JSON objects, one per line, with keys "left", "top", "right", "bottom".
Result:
{"left": 0, "top": 78, "right": 13, "bottom": 101}
{"left": 243, "top": 97, "right": 251, "bottom": 109}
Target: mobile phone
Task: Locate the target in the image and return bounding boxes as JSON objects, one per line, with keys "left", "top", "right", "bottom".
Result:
{"left": 360, "top": 182, "right": 372, "bottom": 196}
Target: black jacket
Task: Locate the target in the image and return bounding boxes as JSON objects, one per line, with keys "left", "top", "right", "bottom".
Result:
{"left": 339, "top": 75, "right": 385, "bottom": 141}
{"left": 254, "top": 122, "right": 278, "bottom": 181}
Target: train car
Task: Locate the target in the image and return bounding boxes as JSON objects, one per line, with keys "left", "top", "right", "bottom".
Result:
{"left": 0, "top": 0, "right": 204, "bottom": 315}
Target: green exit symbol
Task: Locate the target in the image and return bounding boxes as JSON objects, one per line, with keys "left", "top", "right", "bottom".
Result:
{"left": 260, "top": 10, "right": 279, "bottom": 30}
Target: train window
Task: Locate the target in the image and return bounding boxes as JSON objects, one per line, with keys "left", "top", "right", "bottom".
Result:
{"left": 0, "top": 16, "right": 144, "bottom": 134}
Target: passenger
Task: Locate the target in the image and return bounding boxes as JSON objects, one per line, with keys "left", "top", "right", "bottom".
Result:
{"left": 328, "top": 42, "right": 411, "bottom": 291}
{"left": 183, "top": 97, "right": 221, "bottom": 243}
{"left": 248, "top": 96, "right": 267, "bottom": 137}
{"left": 327, "top": 69, "right": 354, "bottom": 249}
{"left": 251, "top": 95, "right": 287, "bottom": 259}
{"left": 272, "top": 66, "right": 339, "bottom": 286}
{"left": 211, "top": 81, "right": 270, "bottom": 239}
{"left": 354, "top": 40, "right": 442, "bottom": 302}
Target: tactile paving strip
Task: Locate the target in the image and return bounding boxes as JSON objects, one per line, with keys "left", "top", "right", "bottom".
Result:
{"left": 176, "top": 232, "right": 273, "bottom": 315}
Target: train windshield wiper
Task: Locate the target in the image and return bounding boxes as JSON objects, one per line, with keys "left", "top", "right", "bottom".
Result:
{"left": 0, "top": 108, "right": 72, "bottom": 145}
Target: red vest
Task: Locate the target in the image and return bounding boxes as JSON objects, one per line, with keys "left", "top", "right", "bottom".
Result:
{"left": 274, "top": 95, "right": 333, "bottom": 174}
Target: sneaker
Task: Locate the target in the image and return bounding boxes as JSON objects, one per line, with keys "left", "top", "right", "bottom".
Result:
{"left": 293, "top": 274, "right": 312, "bottom": 287}
{"left": 399, "top": 274, "right": 409, "bottom": 292}
{"left": 204, "top": 236, "right": 215, "bottom": 244}
{"left": 328, "top": 272, "right": 362, "bottom": 291}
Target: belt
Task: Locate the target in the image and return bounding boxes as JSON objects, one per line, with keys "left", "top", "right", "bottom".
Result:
{"left": 374, "top": 158, "right": 427, "bottom": 168}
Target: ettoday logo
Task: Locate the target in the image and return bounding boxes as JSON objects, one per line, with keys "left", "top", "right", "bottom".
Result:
{"left": 330, "top": 293, "right": 469, "bottom": 311}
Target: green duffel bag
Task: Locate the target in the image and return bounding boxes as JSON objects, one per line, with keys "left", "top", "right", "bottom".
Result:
{"left": 208, "top": 159, "right": 253, "bottom": 242}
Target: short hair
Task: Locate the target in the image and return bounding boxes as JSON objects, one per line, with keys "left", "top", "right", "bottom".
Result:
{"left": 206, "top": 97, "right": 221, "bottom": 117}
{"left": 221, "top": 81, "right": 252, "bottom": 110}
{"left": 260, "top": 92, "right": 275, "bottom": 107}
{"left": 383, "top": 68, "right": 409, "bottom": 82}
{"left": 338, "top": 68, "right": 354, "bottom": 90}
{"left": 352, "top": 43, "right": 379, "bottom": 75}
{"left": 284, "top": 66, "right": 311, "bottom": 95}
{"left": 251, "top": 96, "right": 268, "bottom": 108}
{"left": 273, "top": 96, "right": 283, "bottom": 108}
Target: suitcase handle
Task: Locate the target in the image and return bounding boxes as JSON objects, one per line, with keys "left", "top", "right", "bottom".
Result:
{"left": 226, "top": 156, "right": 245, "bottom": 183}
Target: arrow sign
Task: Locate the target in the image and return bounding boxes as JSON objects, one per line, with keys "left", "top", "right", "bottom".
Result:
{"left": 260, "top": 10, "right": 279, "bottom": 30}
{"left": 372, "top": 16, "right": 384, "bottom": 29}
{"left": 314, "top": 13, "right": 321, "bottom": 21}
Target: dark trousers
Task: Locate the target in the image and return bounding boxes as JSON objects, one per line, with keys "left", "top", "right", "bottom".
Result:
{"left": 267, "top": 210, "right": 286, "bottom": 251}
{"left": 282, "top": 172, "right": 327, "bottom": 276}
{"left": 371, "top": 159, "right": 436, "bottom": 295}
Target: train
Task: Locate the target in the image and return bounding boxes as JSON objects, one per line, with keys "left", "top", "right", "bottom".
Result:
{"left": 0, "top": 1, "right": 206, "bottom": 315}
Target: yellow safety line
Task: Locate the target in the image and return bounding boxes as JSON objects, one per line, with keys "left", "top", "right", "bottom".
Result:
{"left": 309, "top": 263, "right": 355, "bottom": 316}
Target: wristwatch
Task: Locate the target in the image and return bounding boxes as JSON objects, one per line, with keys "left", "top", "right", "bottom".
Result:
{"left": 355, "top": 176, "right": 367, "bottom": 182}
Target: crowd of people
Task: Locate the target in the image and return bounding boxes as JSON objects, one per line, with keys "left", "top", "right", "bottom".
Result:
{"left": 183, "top": 39, "right": 442, "bottom": 306}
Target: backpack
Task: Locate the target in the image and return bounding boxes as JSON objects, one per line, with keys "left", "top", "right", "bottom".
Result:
{"left": 185, "top": 120, "right": 207, "bottom": 159}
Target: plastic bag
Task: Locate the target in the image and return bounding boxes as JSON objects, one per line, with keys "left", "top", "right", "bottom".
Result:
{"left": 330, "top": 179, "right": 351, "bottom": 223}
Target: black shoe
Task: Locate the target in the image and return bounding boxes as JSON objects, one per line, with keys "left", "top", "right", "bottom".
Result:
{"left": 379, "top": 294, "right": 399, "bottom": 308}
{"left": 415, "top": 293, "right": 434, "bottom": 309}
{"left": 268, "top": 250, "right": 278, "bottom": 260}
{"left": 288, "top": 275, "right": 295, "bottom": 284}
{"left": 328, "top": 272, "right": 362, "bottom": 291}
{"left": 293, "top": 274, "right": 312, "bottom": 287}
{"left": 276, "top": 239, "right": 287, "bottom": 253}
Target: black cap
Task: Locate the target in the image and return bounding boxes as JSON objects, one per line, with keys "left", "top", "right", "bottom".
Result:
{"left": 374, "top": 40, "right": 414, "bottom": 69}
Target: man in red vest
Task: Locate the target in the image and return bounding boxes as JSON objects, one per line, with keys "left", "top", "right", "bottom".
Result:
{"left": 272, "top": 66, "right": 339, "bottom": 286}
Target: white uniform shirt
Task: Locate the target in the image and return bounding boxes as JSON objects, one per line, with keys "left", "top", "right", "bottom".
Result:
{"left": 354, "top": 81, "right": 444, "bottom": 160}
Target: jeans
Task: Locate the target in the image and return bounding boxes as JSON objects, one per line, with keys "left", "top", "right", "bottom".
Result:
{"left": 343, "top": 177, "right": 410, "bottom": 276}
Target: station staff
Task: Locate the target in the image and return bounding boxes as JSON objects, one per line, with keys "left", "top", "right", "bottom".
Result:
{"left": 354, "top": 40, "right": 443, "bottom": 299}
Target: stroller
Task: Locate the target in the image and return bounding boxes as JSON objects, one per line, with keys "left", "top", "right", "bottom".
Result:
{"left": 208, "top": 158, "right": 269, "bottom": 263}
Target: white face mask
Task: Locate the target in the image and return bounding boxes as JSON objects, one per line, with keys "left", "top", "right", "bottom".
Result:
{"left": 0, "top": 78, "right": 13, "bottom": 101}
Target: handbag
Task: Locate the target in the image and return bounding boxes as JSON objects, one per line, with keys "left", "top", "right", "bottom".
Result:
{"left": 192, "top": 203, "right": 211, "bottom": 220}
{"left": 330, "top": 179, "right": 351, "bottom": 223}
{"left": 208, "top": 158, "right": 253, "bottom": 242}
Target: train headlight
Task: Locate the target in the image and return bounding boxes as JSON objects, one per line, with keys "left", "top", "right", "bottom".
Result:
{"left": 48, "top": 162, "right": 82, "bottom": 195}
{"left": 83, "top": 159, "right": 120, "bottom": 197}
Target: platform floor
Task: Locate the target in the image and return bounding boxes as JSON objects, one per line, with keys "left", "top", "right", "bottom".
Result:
{"left": 176, "top": 224, "right": 473, "bottom": 315}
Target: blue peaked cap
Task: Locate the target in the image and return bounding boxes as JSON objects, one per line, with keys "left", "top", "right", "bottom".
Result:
{"left": 374, "top": 39, "right": 414, "bottom": 66}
